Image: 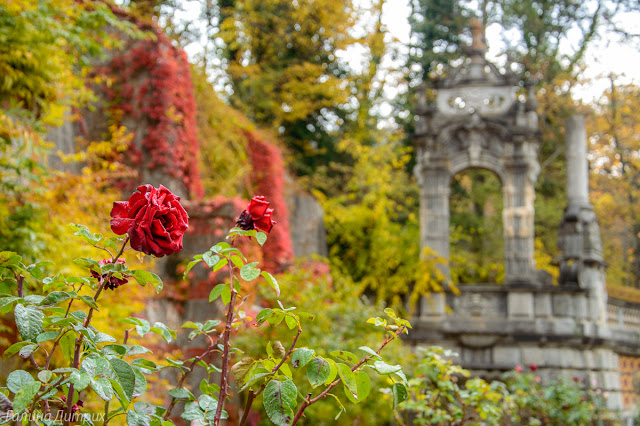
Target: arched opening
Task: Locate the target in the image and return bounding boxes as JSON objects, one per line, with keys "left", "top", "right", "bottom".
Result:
{"left": 449, "top": 168, "right": 504, "bottom": 284}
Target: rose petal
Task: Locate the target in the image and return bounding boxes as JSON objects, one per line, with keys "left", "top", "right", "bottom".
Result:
{"left": 110, "top": 218, "right": 134, "bottom": 235}
{"left": 110, "top": 201, "right": 129, "bottom": 219}
{"left": 247, "top": 196, "right": 270, "bottom": 219}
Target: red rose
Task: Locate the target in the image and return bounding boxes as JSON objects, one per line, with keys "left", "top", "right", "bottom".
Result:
{"left": 110, "top": 184, "right": 188, "bottom": 257}
{"left": 529, "top": 364, "right": 538, "bottom": 371}
{"left": 236, "top": 196, "right": 276, "bottom": 233}
{"left": 91, "top": 258, "right": 129, "bottom": 290}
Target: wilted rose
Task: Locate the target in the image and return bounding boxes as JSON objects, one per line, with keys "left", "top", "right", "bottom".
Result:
{"left": 236, "top": 195, "right": 276, "bottom": 233}
{"left": 110, "top": 184, "right": 188, "bottom": 257}
{"left": 91, "top": 258, "right": 129, "bottom": 291}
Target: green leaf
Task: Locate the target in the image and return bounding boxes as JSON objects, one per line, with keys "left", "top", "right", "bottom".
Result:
{"left": 79, "top": 295, "right": 99, "bottom": 310}
{"left": 0, "top": 296, "right": 18, "bottom": 312}
{"left": 356, "top": 371, "right": 371, "bottom": 402}
{"left": 168, "top": 387, "right": 192, "bottom": 400}
{"left": 291, "top": 348, "right": 314, "bottom": 369}
{"left": 36, "top": 331, "right": 60, "bottom": 343}
{"left": 221, "top": 284, "right": 231, "bottom": 305}
{"left": 18, "top": 344, "right": 38, "bottom": 358}
{"left": 7, "top": 370, "right": 35, "bottom": 394}
{"left": 357, "top": 346, "right": 382, "bottom": 360}
{"left": 12, "top": 381, "right": 40, "bottom": 412}
{"left": 181, "top": 401, "right": 204, "bottom": 422}
{"left": 261, "top": 271, "right": 280, "bottom": 297}
{"left": 70, "top": 370, "right": 91, "bottom": 391}
{"left": 372, "top": 360, "right": 402, "bottom": 375}
{"left": 109, "top": 358, "right": 136, "bottom": 401}
{"left": 130, "top": 270, "right": 163, "bottom": 293}
{"left": 198, "top": 394, "right": 218, "bottom": 412}
{"left": 256, "top": 308, "right": 273, "bottom": 326}
{"left": 38, "top": 370, "right": 52, "bottom": 384}
{"left": 91, "top": 378, "right": 114, "bottom": 401}
{"left": 14, "top": 304, "right": 44, "bottom": 342}
{"left": 203, "top": 252, "right": 220, "bottom": 268}
{"left": 230, "top": 255, "right": 244, "bottom": 268}
{"left": 284, "top": 314, "right": 297, "bottom": 330}
{"left": 307, "top": 357, "right": 331, "bottom": 388}
{"left": 150, "top": 322, "right": 174, "bottom": 343}
{"left": 133, "top": 368, "right": 147, "bottom": 397}
{"left": 209, "top": 284, "right": 225, "bottom": 302}
{"left": 392, "top": 382, "right": 408, "bottom": 409}
{"left": 4, "top": 341, "right": 32, "bottom": 359}
{"left": 110, "top": 378, "right": 129, "bottom": 410}
{"left": 127, "top": 410, "right": 151, "bottom": 426}
{"left": 325, "top": 359, "right": 338, "bottom": 385}
{"left": 183, "top": 259, "right": 202, "bottom": 279}
{"left": 135, "top": 318, "right": 150, "bottom": 337}
{"left": 212, "top": 258, "right": 228, "bottom": 272}
{"left": 60, "top": 331, "right": 76, "bottom": 363}
{"left": 263, "top": 379, "right": 297, "bottom": 426}
{"left": 337, "top": 363, "right": 357, "bottom": 400}
{"left": 255, "top": 232, "right": 267, "bottom": 246}
{"left": 73, "top": 257, "right": 101, "bottom": 273}
{"left": 240, "top": 262, "right": 261, "bottom": 281}
{"left": 330, "top": 350, "right": 360, "bottom": 365}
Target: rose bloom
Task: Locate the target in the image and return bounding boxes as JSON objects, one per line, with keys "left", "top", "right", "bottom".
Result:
{"left": 91, "top": 258, "right": 129, "bottom": 290}
{"left": 236, "top": 195, "right": 276, "bottom": 233}
{"left": 529, "top": 364, "right": 538, "bottom": 372}
{"left": 111, "top": 184, "right": 188, "bottom": 257}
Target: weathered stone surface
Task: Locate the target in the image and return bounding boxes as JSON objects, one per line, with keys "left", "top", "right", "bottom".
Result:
{"left": 534, "top": 293, "right": 552, "bottom": 317}
{"left": 493, "top": 346, "right": 521, "bottom": 366}
{"left": 284, "top": 174, "right": 328, "bottom": 258}
{"left": 508, "top": 292, "right": 534, "bottom": 318}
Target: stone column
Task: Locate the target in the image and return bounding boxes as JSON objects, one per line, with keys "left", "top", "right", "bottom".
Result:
{"left": 565, "top": 115, "right": 590, "bottom": 207}
{"left": 419, "top": 166, "right": 451, "bottom": 280}
{"left": 503, "top": 164, "right": 536, "bottom": 284}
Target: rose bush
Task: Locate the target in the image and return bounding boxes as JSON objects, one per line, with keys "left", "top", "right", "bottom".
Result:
{"left": 110, "top": 184, "right": 189, "bottom": 257}
{"left": 90, "top": 258, "right": 129, "bottom": 290}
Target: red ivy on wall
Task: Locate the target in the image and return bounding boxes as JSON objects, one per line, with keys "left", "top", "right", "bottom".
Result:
{"left": 246, "top": 131, "right": 294, "bottom": 273}
{"left": 99, "top": 21, "right": 203, "bottom": 199}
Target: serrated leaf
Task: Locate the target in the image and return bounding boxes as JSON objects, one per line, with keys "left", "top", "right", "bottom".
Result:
{"left": 127, "top": 410, "right": 151, "bottom": 426}
{"left": 292, "top": 348, "right": 314, "bottom": 369}
{"left": 212, "top": 258, "right": 228, "bottom": 272}
{"left": 255, "top": 232, "right": 267, "bottom": 246}
{"left": 73, "top": 258, "right": 101, "bottom": 273}
{"left": 231, "top": 357, "right": 255, "bottom": 383}
{"left": 14, "top": 304, "right": 44, "bottom": 342}
{"left": 256, "top": 308, "right": 273, "bottom": 326}
{"left": 357, "top": 371, "right": 370, "bottom": 402}
{"left": 92, "top": 378, "right": 114, "bottom": 401}
{"left": 202, "top": 252, "right": 220, "bottom": 268}
{"left": 133, "top": 368, "right": 147, "bottom": 397}
{"left": 240, "top": 263, "right": 261, "bottom": 281}
{"left": 392, "top": 382, "right": 408, "bottom": 409}
{"left": 60, "top": 331, "right": 76, "bottom": 363}
{"left": 307, "top": 357, "right": 331, "bottom": 388}
{"left": 38, "top": 370, "right": 52, "bottom": 383}
{"left": 261, "top": 271, "right": 280, "bottom": 296}
{"left": 181, "top": 401, "right": 204, "bottom": 422}
{"left": 168, "top": 388, "right": 192, "bottom": 400}
{"left": 263, "top": 379, "right": 296, "bottom": 426}
{"left": 79, "top": 295, "right": 99, "bottom": 310}
{"left": 198, "top": 394, "right": 218, "bottom": 412}
{"left": 209, "top": 284, "right": 225, "bottom": 302}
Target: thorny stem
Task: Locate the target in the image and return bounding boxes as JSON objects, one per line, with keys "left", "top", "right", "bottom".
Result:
{"left": 239, "top": 326, "right": 303, "bottom": 426}
{"left": 103, "top": 401, "right": 109, "bottom": 426}
{"left": 213, "top": 261, "right": 239, "bottom": 425}
{"left": 64, "top": 237, "right": 129, "bottom": 426}
{"left": 161, "top": 333, "right": 224, "bottom": 421}
{"left": 290, "top": 327, "right": 406, "bottom": 425}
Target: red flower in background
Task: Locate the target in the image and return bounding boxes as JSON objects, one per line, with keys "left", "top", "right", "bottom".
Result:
{"left": 91, "top": 258, "right": 129, "bottom": 291}
{"left": 236, "top": 196, "right": 276, "bottom": 233}
{"left": 110, "top": 184, "right": 188, "bottom": 257}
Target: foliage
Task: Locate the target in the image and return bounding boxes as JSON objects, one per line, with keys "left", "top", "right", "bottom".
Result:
{"left": 235, "top": 263, "right": 417, "bottom": 425}
{"left": 0, "top": 209, "right": 411, "bottom": 425}
{"left": 219, "top": 0, "right": 357, "bottom": 176}
{"left": 449, "top": 169, "right": 504, "bottom": 284}
{"left": 400, "top": 347, "right": 615, "bottom": 425}
{"left": 318, "top": 138, "right": 447, "bottom": 308}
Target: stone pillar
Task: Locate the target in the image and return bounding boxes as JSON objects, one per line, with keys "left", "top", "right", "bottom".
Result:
{"left": 419, "top": 166, "right": 451, "bottom": 279}
{"left": 503, "top": 164, "right": 536, "bottom": 283}
{"left": 565, "top": 115, "right": 590, "bottom": 207}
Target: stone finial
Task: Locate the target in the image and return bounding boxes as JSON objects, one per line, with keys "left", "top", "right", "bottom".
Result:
{"left": 470, "top": 18, "right": 486, "bottom": 51}
{"left": 565, "top": 115, "right": 590, "bottom": 207}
